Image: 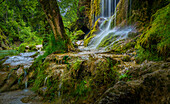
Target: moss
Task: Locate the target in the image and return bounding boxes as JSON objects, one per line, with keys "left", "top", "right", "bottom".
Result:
{"left": 61, "top": 58, "right": 118, "bottom": 103}
{"left": 98, "top": 33, "right": 119, "bottom": 48}
{"left": 89, "top": 0, "right": 101, "bottom": 27}
{"left": 18, "top": 44, "right": 26, "bottom": 53}
{"left": 84, "top": 18, "right": 101, "bottom": 47}
{"left": 84, "top": 35, "right": 96, "bottom": 47}
{"left": 0, "top": 50, "right": 18, "bottom": 60}
{"left": 32, "top": 62, "right": 49, "bottom": 91}
{"left": 137, "top": 4, "right": 170, "bottom": 61}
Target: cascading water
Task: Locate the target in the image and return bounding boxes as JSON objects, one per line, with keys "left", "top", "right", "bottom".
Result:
{"left": 86, "top": 0, "right": 134, "bottom": 50}
{"left": 99, "top": 0, "right": 119, "bottom": 18}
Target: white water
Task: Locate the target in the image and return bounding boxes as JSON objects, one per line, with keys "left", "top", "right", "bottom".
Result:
{"left": 87, "top": 16, "right": 133, "bottom": 50}
{"left": 58, "top": 82, "right": 62, "bottom": 98}
{"left": 88, "top": 17, "right": 115, "bottom": 49}
{"left": 108, "top": 0, "right": 111, "bottom": 17}
{"left": 99, "top": 0, "right": 119, "bottom": 18}
{"left": 85, "top": 0, "right": 134, "bottom": 50}
{"left": 101, "top": 0, "right": 104, "bottom": 17}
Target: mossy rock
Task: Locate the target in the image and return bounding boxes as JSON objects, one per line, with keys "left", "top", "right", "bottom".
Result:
{"left": 137, "top": 4, "right": 170, "bottom": 61}
{"left": 74, "top": 30, "right": 85, "bottom": 40}
{"left": 98, "top": 33, "right": 119, "bottom": 48}
{"left": 84, "top": 35, "right": 96, "bottom": 47}
{"left": 84, "top": 18, "right": 101, "bottom": 46}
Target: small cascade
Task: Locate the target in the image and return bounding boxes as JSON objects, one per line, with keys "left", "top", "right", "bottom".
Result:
{"left": 58, "top": 81, "right": 62, "bottom": 98}
{"left": 44, "top": 76, "right": 48, "bottom": 86}
{"left": 44, "top": 75, "right": 51, "bottom": 86}
{"left": 88, "top": 17, "right": 115, "bottom": 49}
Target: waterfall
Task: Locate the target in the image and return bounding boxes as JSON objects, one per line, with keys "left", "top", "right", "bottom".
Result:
{"left": 108, "top": 0, "right": 111, "bottom": 17}
{"left": 85, "top": 0, "right": 135, "bottom": 50}
{"left": 114, "top": 0, "right": 117, "bottom": 26}
{"left": 98, "top": 0, "right": 119, "bottom": 18}
{"left": 88, "top": 17, "right": 115, "bottom": 49}
{"left": 102, "top": 0, "right": 104, "bottom": 17}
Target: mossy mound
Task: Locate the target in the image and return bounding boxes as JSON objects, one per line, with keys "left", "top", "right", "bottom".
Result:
{"left": 136, "top": 3, "right": 170, "bottom": 62}
{"left": 98, "top": 33, "right": 119, "bottom": 48}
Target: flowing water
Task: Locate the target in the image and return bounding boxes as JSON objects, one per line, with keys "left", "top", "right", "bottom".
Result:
{"left": 86, "top": 0, "right": 134, "bottom": 51}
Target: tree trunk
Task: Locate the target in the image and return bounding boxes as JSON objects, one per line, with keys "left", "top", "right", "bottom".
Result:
{"left": 39, "top": 0, "right": 73, "bottom": 51}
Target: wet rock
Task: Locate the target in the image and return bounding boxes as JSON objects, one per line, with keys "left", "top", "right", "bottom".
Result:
{"left": 0, "top": 89, "right": 44, "bottom": 104}
{"left": 38, "top": 86, "right": 48, "bottom": 96}
{"left": 0, "top": 72, "right": 18, "bottom": 92}
{"left": 96, "top": 62, "right": 170, "bottom": 104}
{"left": 0, "top": 72, "right": 8, "bottom": 87}
{"left": 16, "top": 67, "right": 24, "bottom": 76}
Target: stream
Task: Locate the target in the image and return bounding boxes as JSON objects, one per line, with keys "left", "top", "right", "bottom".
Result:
{"left": 0, "top": 51, "right": 45, "bottom": 104}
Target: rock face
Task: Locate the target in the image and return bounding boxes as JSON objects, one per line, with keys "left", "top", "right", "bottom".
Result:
{"left": 0, "top": 51, "right": 42, "bottom": 92}
{"left": 96, "top": 61, "right": 170, "bottom": 104}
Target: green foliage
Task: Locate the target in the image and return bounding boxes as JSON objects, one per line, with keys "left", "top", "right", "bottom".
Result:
{"left": 18, "top": 44, "right": 26, "bottom": 53}
{"left": 61, "top": 58, "right": 119, "bottom": 103}
{"left": 58, "top": 0, "right": 79, "bottom": 27}
{"left": 32, "top": 62, "right": 49, "bottom": 91}
{"left": 0, "top": 50, "right": 18, "bottom": 60}
{"left": 79, "top": 6, "right": 85, "bottom": 12}
{"left": 0, "top": 0, "right": 47, "bottom": 48}
{"left": 136, "top": 4, "right": 170, "bottom": 62}
{"left": 135, "top": 46, "right": 162, "bottom": 63}
{"left": 119, "top": 70, "right": 132, "bottom": 81}
{"left": 32, "top": 67, "right": 46, "bottom": 91}
{"left": 44, "top": 33, "right": 66, "bottom": 55}
{"left": 73, "top": 80, "right": 91, "bottom": 99}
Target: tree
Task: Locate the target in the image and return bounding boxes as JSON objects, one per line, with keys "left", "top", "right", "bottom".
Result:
{"left": 39, "top": 0, "right": 73, "bottom": 51}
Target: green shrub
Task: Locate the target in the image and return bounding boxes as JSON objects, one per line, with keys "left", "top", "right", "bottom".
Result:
{"left": 79, "top": 6, "right": 85, "bottom": 12}
{"left": 0, "top": 50, "right": 18, "bottom": 60}
{"left": 18, "top": 44, "right": 26, "bottom": 53}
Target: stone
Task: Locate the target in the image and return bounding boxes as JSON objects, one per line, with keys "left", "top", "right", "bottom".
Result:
{"left": 96, "top": 62, "right": 170, "bottom": 104}
{"left": 0, "top": 72, "right": 8, "bottom": 86}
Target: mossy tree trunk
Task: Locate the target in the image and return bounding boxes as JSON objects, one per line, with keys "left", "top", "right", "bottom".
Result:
{"left": 39, "top": 0, "right": 73, "bottom": 51}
